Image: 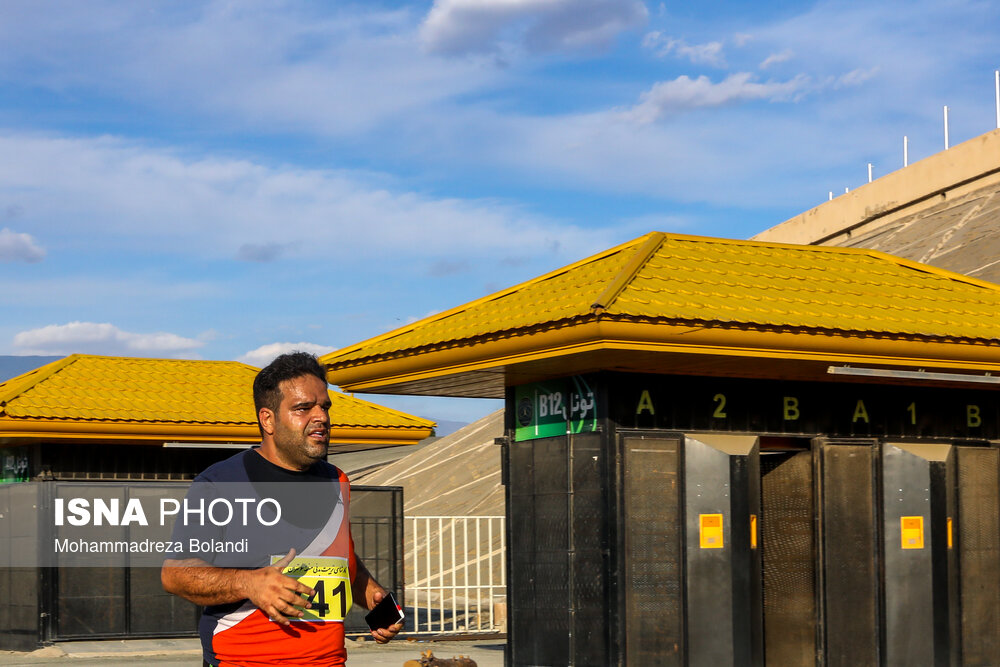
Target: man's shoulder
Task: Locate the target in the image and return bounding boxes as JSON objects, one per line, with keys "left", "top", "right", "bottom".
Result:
{"left": 315, "top": 459, "right": 341, "bottom": 477}
{"left": 193, "top": 448, "right": 257, "bottom": 483}
{"left": 192, "top": 450, "right": 346, "bottom": 484}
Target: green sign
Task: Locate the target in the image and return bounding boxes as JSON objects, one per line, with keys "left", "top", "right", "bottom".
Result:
{"left": 514, "top": 376, "right": 598, "bottom": 441}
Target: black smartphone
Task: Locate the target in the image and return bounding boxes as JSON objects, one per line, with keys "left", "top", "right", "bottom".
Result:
{"left": 364, "top": 591, "right": 404, "bottom": 631}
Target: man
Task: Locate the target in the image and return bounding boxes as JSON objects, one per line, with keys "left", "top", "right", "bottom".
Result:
{"left": 162, "top": 352, "right": 402, "bottom": 666}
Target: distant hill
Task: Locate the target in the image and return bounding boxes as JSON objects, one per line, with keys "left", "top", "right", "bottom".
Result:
{"left": 0, "top": 355, "right": 61, "bottom": 382}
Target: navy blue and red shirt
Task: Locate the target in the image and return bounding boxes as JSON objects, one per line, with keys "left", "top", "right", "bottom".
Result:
{"left": 169, "top": 449, "right": 355, "bottom": 667}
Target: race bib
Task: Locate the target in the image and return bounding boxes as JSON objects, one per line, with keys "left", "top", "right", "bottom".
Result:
{"left": 270, "top": 555, "right": 353, "bottom": 622}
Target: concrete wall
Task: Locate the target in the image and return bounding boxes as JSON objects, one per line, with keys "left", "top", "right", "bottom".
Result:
{"left": 753, "top": 128, "right": 1000, "bottom": 246}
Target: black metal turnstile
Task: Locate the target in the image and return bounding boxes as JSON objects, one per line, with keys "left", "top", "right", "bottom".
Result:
{"left": 956, "top": 446, "right": 1000, "bottom": 667}
{"left": 681, "top": 434, "right": 761, "bottom": 667}
{"left": 882, "top": 443, "right": 958, "bottom": 667}
{"left": 817, "top": 440, "right": 882, "bottom": 667}
{"left": 621, "top": 432, "right": 761, "bottom": 667}
{"left": 503, "top": 372, "right": 1000, "bottom": 667}
{"left": 504, "top": 431, "right": 1000, "bottom": 666}
{"left": 760, "top": 450, "right": 815, "bottom": 667}
{"left": 506, "top": 431, "right": 763, "bottom": 666}
{"left": 622, "top": 435, "right": 682, "bottom": 666}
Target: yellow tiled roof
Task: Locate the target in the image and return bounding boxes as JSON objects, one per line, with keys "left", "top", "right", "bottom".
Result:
{"left": 327, "top": 232, "right": 1000, "bottom": 366}
{"left": 0, "top": 355, "right": 259, "bottom": 424}
{"left": 325, "top": 389, "right": 435, "bottom": 430}
{"left": 0, "top": 355, "right": 433, "bottom": 440}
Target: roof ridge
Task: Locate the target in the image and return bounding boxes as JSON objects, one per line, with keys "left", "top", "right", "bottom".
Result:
{"left": 644, "top": 232, "right": 1000, "bottom": 295}
{"left": 47, "top": 353, "right": 259, "bottom": 367}
{"left": 0, "top": 354, "right": 81, "bottom": 408}
{"left": 859, "top": 247, "right": 1000, "bottom": 293}
{"left": 591, "top": 232, "right": 664, "bottom": 314}
{"left": 323, "top": 233, "right": 653, "bottom": 365}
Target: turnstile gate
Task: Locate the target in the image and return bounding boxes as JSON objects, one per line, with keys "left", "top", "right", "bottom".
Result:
{"left": 956, "top": 446, "right": 1000, "bottom": 667}
{"left": 504, "top": 433, "right": 999, "bottom": 666}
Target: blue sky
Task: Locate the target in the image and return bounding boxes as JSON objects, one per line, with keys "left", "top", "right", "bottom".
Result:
{"left": 2, "top": 0, "right": 999, "bottom": 424}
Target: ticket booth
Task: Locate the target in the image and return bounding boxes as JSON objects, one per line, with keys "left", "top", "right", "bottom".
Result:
{"left": 323, "top": 232, "right": 1000, "bottom": 666}
{"left": 500, "top": 372, "right": 995, "bottom": 666}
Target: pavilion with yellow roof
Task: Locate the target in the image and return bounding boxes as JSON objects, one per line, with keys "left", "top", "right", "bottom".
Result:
{"left": 322, "top": 231, "right": 1000, "bottom": 667}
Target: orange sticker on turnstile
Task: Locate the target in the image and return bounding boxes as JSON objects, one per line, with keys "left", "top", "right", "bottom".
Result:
{"left": 750, "top": 514, "right": 758, "bottom": 550}
{"left": 700, "top": 513, "right": 724, "bottom": 549}
{"left": 901, "top": 516, "right": 924, "bottom": 550}
{"left": 947, "top": 517, "right": 953, "bottom": 549}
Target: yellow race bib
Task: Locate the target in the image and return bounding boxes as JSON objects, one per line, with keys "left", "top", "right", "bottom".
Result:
{"left": 270, "top": 555, "right": 353, "bottom": 622}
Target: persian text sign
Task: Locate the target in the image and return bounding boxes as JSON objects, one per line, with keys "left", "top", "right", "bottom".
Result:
{"left": 514, "top": 376, "right": 598, "bottom": 441}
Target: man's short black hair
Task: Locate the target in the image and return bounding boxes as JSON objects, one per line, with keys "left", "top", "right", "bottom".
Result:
{"left": 253, "top": 352, "right": 328, "bottom": 429}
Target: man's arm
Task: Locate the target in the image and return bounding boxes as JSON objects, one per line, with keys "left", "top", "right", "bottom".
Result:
{"left": 161, "top": 548, "right": 315, "bottom": 626}
{"left": 351, "top": 551, "right": 403, "bottom": 643}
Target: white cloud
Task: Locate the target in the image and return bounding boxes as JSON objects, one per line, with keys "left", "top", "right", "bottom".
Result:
{"left": 421, "top": 0, "right": 647, "bottom": 55}
{"left": 642, "top": 32, "right": 726, "bottom": 67}
{"left": 833, "top": 66, "right": 880, "bottom": 89}
{"left": 0, "top": 228, "right": 45, "bottom": 262}
{"left": 676, "top": 41, "right": 725, "bottom": 67}
{"left": 620, "top": 73, "right": 809, "bottom": 124}
{"left": 237, "top": 342, "right": 336, "bottom": 368}
{"left": 0, "top": 1, "right": 490, "bottom": 138}
{"left": 732, "top": 33, "right": 753, "bottom": 47}
{"left": 760, "top": 50, "right": 793, "bottom": 69}
{"left": 0, "top": 132, "right": 616, "bottom": 266}
{"left": 0, "top": 0, "right": 991, "bottom": 231}
{"left": 12, "top": 322, "right": 203, "bottom": 356}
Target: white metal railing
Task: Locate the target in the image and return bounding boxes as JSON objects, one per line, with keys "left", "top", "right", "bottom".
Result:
{"left": 405, "top": 516, "right": 506, "bottom": 635}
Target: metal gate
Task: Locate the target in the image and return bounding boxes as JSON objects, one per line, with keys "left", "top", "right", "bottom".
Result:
{"left": 406, "top": 515, "right": 506, "bottom": 635}
{"left": 49, "top": 482, "right": 197, "bottom": 640}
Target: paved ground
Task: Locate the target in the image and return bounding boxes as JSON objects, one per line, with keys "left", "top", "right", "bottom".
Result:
{"left": 0, "top": 636, "right": 506, "bottom": 666}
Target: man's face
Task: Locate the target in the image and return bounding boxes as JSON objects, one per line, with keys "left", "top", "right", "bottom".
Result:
{"left": 269, "top": 374, "right": 332, "bottom": 469}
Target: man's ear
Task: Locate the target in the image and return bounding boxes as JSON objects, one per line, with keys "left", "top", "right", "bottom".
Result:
{"left": 259, "top": 407, "right": 276, "bottom": 435}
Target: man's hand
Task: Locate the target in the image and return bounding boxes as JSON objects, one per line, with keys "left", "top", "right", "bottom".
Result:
{"left": 245, "top": 548, "right": 315, "bottom": 626}
{"left": 367, "top": 589, "right": 404, "bottom": 644}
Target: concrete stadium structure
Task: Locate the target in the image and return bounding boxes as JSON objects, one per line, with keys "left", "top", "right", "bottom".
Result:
{"left": 755, "top": 128, "right": 1000, "bottom": 283}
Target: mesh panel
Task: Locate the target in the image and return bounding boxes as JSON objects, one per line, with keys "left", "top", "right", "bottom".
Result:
{"left": 957, "top": 447, "right": 1000, "bottom": 666}
{"left": 761, "top": 452, "right": 815, "bottom": 667}
{"left": 345, "top": 487, "right": 404, "bottom": 633}
{"left": 821, "top": 444, "right": 878, "bottom": 667}
{"left": 508, "top": 440, "right": 535, "bottom": 667}
{"left": 570, "top": 434, "right": 609, "bottom": 665}
{"left": 128, "top": 566, "right": 199, "bottom": 634}
{"left": 535, "top": 553, "right": 572, "bottom": 665}
{"left": 623, "top": 436, "right": 682, "bottom": 666}
{"left": 0, "top": 484, "right": 41, "bottom": 651}
{"left": 509, "top": 433, "right": 608, "bottom": 665}
{"left": 509, "top": 438, "right": 571, "bottom": 666}
{"left": 57, "top": 567, "right": 127, "bottom": 637}
{"left": 126, "top": 485, "right": 200, "bottom": 635}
